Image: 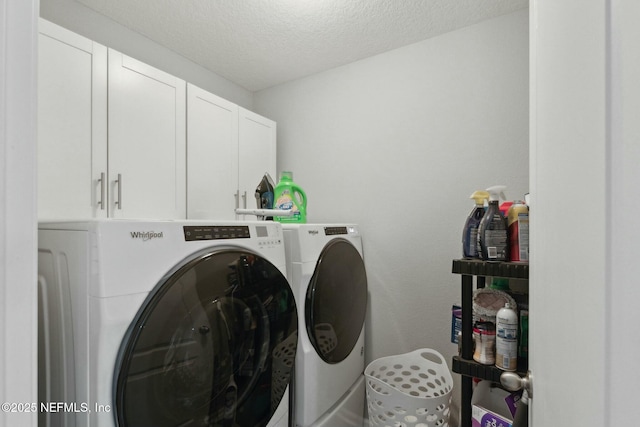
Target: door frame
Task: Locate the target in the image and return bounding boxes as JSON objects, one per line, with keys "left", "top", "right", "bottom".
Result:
{"left": 530, "top": 0, "right": 640, "bottom": 424}
{"left": 0, "top": 0, "right": 39, "bottom": 426}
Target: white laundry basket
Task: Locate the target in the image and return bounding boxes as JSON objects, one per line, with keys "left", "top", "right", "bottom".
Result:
{"left": 365, "top": 349, "right": 453, "bottom": 427}
{"left": 271, "top": 332, "right": 297, "bottom": 410}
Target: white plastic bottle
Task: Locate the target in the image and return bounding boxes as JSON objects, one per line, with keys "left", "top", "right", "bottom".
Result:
{"left": 496, "top": 302, "right": 518, "bottom": 371}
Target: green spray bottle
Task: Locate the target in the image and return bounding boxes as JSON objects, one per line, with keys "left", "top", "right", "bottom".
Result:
{"left": 273, "top": 171, "right": 307, "bottom": 223}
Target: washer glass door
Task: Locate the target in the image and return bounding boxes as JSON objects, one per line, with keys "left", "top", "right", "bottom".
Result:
{"left": 305, "top": 238, "right": 368, "bottom": 364}
{"left": 114, "top": 249, "right": 297, "bottom": 427}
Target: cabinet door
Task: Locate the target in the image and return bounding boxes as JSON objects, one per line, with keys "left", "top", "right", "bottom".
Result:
{"left": 38, "top": 19, "right": 107, "bottom": 219}
{"left": 108, "top": 49, "right": 186, "bottom": 219}
{"left": 186, "top": 84, "right": 239, "bottom": 220}
{"left": 238, "top": 107, "right": 277, "bottom": 212}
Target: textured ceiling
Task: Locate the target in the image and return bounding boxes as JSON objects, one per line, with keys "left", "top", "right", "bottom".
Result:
{"left": 76, "top": 0, "right": 528, "bottom": 91}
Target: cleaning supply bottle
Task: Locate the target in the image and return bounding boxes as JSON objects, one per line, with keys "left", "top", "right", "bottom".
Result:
{"left": 472, "top": 321, "right": 496, "bottom": 365}
{"left": 489, "top": 277, "right": 510, "bottom": 291}
{"left": 508, "top": 200, "right": 529, "bottom": 262}
{"left": 273, "top": 171, "right": 307, "bottom": 223}
{"left": 495, "top": 302, "right": 518, "bottom": 371}
{"left": 461, "top": 190, "right": 489, "bottom": 258}
{"left": 477, "top": 185, "right": 508, "bottom": 261}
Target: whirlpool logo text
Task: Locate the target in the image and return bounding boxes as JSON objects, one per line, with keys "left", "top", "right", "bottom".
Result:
{"left": 130, "top": 231, "right": 164, "bottom": 241}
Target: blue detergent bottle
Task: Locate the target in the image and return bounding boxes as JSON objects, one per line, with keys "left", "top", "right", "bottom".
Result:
{"left": 273, "top": 171, "right": 307, "bottom": 223}
{"left": 462, "top": 190, "right": 489, "bottom": 258}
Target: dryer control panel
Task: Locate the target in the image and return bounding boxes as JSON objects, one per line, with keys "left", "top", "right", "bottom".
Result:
{"left": 184, "top": 225, "right": 250, "bottom": 241}
{"left": 325, "top": 226, "right": 359, "bottom": 236}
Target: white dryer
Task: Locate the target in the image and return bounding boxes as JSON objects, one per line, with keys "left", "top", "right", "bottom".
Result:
{"left": 38, "top": 220, "right": 298, "bottom": 427}
{"left": 282, "top": 224, "right": 368, "bottom": 427}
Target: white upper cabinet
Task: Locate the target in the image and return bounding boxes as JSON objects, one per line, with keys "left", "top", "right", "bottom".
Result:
{"left": 38, "top": 21, "right": 186, "bottom": 220}
{"left": 186, "top": 84, "right": 239, "bottom": 220}
{"left": 187, "top": 84, "right": 276, "bottom": 220}
{"left": 38, "top": 22, "right": 271, "bottom": 222}
{"left": 238, "top": 107, "right": 277, "bottom": 212}
{"left": 108, "top": 49, "right": 186, "bottom": 219}
{"left": 38, "top": 19, "right": 108, "bottom": 219}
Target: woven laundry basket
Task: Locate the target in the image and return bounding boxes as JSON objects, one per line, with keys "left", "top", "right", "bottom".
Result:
{"left": 365, "top": 349, "right": 453, "bottom": 427}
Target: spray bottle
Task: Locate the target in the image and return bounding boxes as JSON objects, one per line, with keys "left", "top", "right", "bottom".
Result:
{"left": 477, "top": 185, "right": 508, "bottom": 261}
{"left": 462, "top": 191, "right": 489, "bottom": 258}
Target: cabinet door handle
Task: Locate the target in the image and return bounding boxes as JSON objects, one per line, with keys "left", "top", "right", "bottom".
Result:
{"left": 115, "top": 173, "right": 122, "bottom": 210}
{"left": 234, "top": 191, "right": 240, "bottom": 209}
{"left": 242, "top": 191, "right": 247, "bottom": 208}
{"left": 97, "top": 172, "right": 105, "bottom": 210}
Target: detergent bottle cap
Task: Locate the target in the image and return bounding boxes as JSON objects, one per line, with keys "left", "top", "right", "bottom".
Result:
{"left": 470, "top": 191, "right": 490, "bottom": 206}
{"left": 486, "top": 185, "right": 507, "bottom": 202}
{"left": 279, "top": 171, "right": 293, "bottom": 181}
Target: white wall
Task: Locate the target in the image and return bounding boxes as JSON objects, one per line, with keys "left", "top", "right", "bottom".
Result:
{"left": 40, "top": 0, "right": 253, "bottom": 109}
{"left": 0, "top": 0, "right": 38, "bottom": 426}
{"left": 254, "top": 9, "right": 529, "bottom": 417}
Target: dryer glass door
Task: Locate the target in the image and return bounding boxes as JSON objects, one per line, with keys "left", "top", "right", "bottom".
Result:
{"left": 114, "top": 249, "right": 297, "bottom": 427}
{"left": 305, "top": 238, "right": 368, "bottom": 364}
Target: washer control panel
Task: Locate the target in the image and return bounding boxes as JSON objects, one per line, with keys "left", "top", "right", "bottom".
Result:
{"left": 183, "top": 224, "right": 283, "bottom": 248}
{"left": 183, "top": 225, "right": 250, "bottom": 241}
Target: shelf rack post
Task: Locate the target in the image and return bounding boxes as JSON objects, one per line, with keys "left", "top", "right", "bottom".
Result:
{"left": 451, "top": 259, "right": 528, "bottom": 427}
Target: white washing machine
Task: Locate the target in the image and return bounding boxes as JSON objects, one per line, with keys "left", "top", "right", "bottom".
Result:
{"left": 282, "top": 224, "right": 368, "bottom": 427}
{"left": 37, "top": 220, "right": 298, "bottom": 427}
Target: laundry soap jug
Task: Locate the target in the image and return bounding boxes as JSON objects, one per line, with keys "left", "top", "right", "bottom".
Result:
{"left": 462, "top": 190, "right": 489, "bottom": 258}
{"left": 273, "top": 171, "right": 307, "bottom": 223}
{"left": 477, "top": 185, "right": 508, "bottom": 261}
